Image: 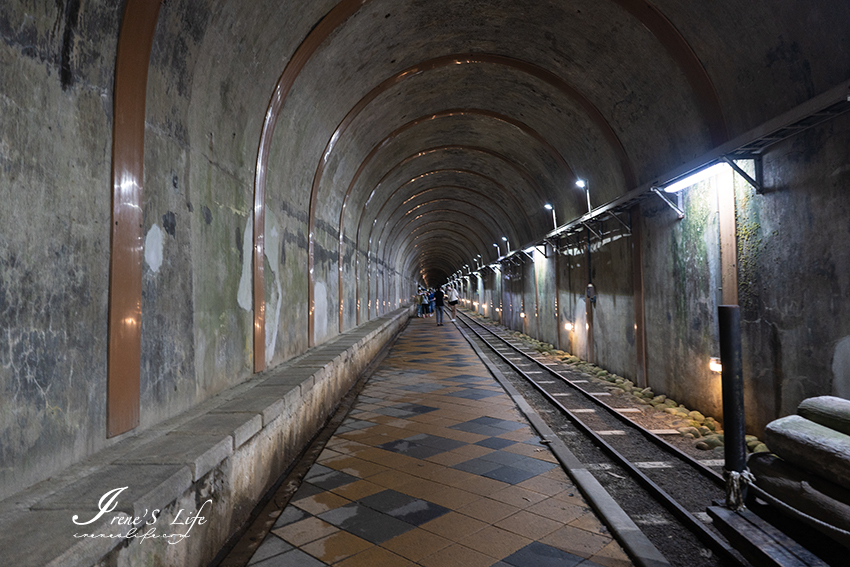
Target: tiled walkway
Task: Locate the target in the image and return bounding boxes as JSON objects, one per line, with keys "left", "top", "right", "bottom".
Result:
{"left": 244, "top": 317, "right": 633, "bottom": 567}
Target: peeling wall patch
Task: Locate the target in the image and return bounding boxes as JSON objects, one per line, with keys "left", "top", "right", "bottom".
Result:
{"left": 144, "top": 224, "right": 164, "bottom": 273}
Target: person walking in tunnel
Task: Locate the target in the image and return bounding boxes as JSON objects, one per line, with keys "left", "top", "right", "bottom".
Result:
{"left": 427, "top": 288, "right": 436, "bottom": 317}
{"left": 417, "top": 289, "right": 427, "bottom": 317}
{"left": 447, "top": 285, "right": 459, "bottom": 321}
{"left": 434, "top": 286, "right": 445, "bottom": 325}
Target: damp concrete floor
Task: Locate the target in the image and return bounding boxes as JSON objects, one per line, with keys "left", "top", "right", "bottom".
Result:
{"left": 240, "top": 316, "right": 633, "bottom": 567}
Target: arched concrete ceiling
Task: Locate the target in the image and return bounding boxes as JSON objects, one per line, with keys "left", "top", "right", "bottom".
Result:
{"left": 161, "top": 0, "right": 850, "bottom": 287}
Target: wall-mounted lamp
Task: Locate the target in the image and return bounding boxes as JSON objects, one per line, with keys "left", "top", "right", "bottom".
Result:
{"left": 565, "top": 322, "right": 573, "bottom": 331}
{"left": 502, "top": 236, "right": 510, "bottom": 253}
{"left": 493, "top": 242, "right": 501, "bottom": 257}
{"left": 520, "top": 312, "right": 526, "bottom": 318}
{"left": 544, "top": 204, "right": 556, "bottom": 229}
{"left": 662, "top": 162, "right": 729, "bottom": 193}
{"left": 709, "top": 357, "right": 723, "bottom": 373}
{"left": 576, "top": 179, "right": 591, "bottom": 214}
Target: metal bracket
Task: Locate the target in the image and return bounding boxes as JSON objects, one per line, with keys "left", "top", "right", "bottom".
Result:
{"left": 721, "top": 156, "right": 763, "bottom": 194}
{"left": 650, "top": 188, "right": 685, "bottom": 219}
{"left": 582, "top": 222, "right": 602, "bottom": 239}
{"left": 607, "top": 211, "right": 632, "bottom": 234}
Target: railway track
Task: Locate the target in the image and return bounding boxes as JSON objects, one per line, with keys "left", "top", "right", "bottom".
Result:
{"left": 454, "top": 311, "right": 749, "bottom": 567}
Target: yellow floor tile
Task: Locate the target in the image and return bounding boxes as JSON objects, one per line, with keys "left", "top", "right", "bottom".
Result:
{"left": 329, "top": 479, "right": 386, "bottom": 501}
{"left": 495, "top": 429, "right": 536, "bottom": 441}
{"left": 395, "top": 459, "right": 447, "bottom": 480}
{"left": 271, "top": 516, "right": 338, "bottom": 547}
{"left": 494, "top": 509, "right": 562, "bottom": 540}
{"left": 501, "top": 442, "right": 550, "bottom": 459}
{"left": 456, "top": 497, "right": 520, "bottom": 523}
{"left": 292, "top": 491, "right": 351, "bottom": 515}
{"left": 301, "top": 530, "right": 373, "bottom": 564}
{"left": 540, "top": 524, "right": 612, "bottom": 558}
{"left": 448, "top": 444, "right": 494, "bottom": 459}
{"left": 320, "top": 454, "right": 389, "bottom": 478}
{"left": 550, "top": 489, "right": 591, "bottom": 507}
{"left": 333, "top": 545, "right": 417, "bottom": 567}
{"left": 348, "top": 410, "right": 381, "bottom": 420}
{"left": 354, "top": 447, "right": 419, "bottom": 469}
{"left": 325, "top": 438, "right": 370, "bottom": 455}
{"left": 380, "top": 527, "right": 453, "bottom": 562}
{"left": 590, "top": 540, "right": 635, "bottom": 567}
{"left": 527, "top": 497, "right": 591, "bottom": 523}
{"left": 460, "top": 525, "right": 532, "bottom": 559}
{"left": 516, "top": 473, "right": 575, "bottom": 496}
{"left": 410, "top": 483, "right": 481, "bottom": 510}
{"left": 419, "top": 511, "right": 489, "bottom": 541}
{"left": 395, "top": 421, "right": 440, "bottom": 435}
{"left": 569, "top": 508, "right": 610, "bottom": 534}
{"left": 488, "top": 484, "right": 549, "bottom": 509}
{"left": 365, "top": 469, "right": 419, "bottom": 490}
{"left": 416, "top": 428, "right": 482, "bottom": 444}
{"left": 417, "top": 542, "right": 495, "bottom": 567}
{"left": 423, "top": 450, "right": 472, "bottom": 467}
{"left": 316, "top": 448, "right": 346, "bottom": 463}
{"left": 450, "top": 474, "right": 510, "bottom": 496}
{"left": 423, "top": 466, "right": 479, "bottom": 487}
{"left": 366, "top": 424, "right": 413, "bottom": 438}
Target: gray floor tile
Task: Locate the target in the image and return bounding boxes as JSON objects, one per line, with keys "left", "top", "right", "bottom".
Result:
{"left": 247, "top": 534, "right": 293, "bottom": 565}
{"left": 272, "top": 506, "right": 310, "bottom": 529}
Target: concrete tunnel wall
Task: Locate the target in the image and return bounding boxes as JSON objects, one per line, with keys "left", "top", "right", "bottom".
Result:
{"left": 463, "top": 114, "right": 850, "bottom": 436}
{"left": 2, "top": 0, "right": 850, "bottom": 507}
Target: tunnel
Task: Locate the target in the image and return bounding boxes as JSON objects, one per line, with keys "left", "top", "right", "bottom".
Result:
{"left": 1, "top": 1, "right": 850, "bottom": 565}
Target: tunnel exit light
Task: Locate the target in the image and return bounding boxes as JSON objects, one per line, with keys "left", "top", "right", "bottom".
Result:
{"left": 663, "top": 163, "right": 730, "bottom": 193}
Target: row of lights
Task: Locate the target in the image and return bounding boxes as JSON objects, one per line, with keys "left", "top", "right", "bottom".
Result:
{"left": 490, "top": 179, "right": 590, "bottom": 260}
{"left": 449, "top": 168, "right": 734, "bottom": 377}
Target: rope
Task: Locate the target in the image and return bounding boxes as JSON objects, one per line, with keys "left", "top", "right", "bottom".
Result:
{"left": 724, "top": 468, "right": 756, "bottom": 510}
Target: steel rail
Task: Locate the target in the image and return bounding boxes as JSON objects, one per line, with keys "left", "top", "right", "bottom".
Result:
{"left": 461, "top": 312, "right": 725, "bottom": 487}
{"left": 456, "top": 312, "right": 747, "bottom": 567}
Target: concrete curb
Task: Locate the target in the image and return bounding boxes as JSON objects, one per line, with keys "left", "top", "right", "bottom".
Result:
{"left": 0, "top": 308, "right": 411, "bottom": 567}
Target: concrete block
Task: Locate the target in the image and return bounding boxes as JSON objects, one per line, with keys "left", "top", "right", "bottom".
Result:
{"left": 115, "top": 435, "right": 233, "bottom": 481}
{"left": 211, "top": 392, "right": 286, "bottom": 426}
{"left": 259, "top": 367, "right": 315, "bottom": 388}
{"left": 32, "top": 464, "right": 193, "bottom": 517}
{"left": 172, "top": 412, "right": 263, "bottom": 449}
{"left": 0, "top": 509, "right": 130, "bottom": 567}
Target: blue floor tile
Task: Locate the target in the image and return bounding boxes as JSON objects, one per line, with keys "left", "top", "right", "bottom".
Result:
{"left": 452, "top": 458, "right": 503, "bottom": 475}
{"left": 482, "top": 465, "right": 538, "bottom": 484}
{"left": 502, "top": 542, "right": 587, "bottom": 567}
{"left": 319, "top": 502, "right": 414, "bottom": 543}
{"left": 475, "top": 437, "right": 516, "bottom": 450}
{"left": 358, "top": 490, "right": 450, "bottom": 526}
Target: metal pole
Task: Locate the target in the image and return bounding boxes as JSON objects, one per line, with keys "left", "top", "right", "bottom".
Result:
{"left": 719, "top": 305, "right": 747, "bottom": 508}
